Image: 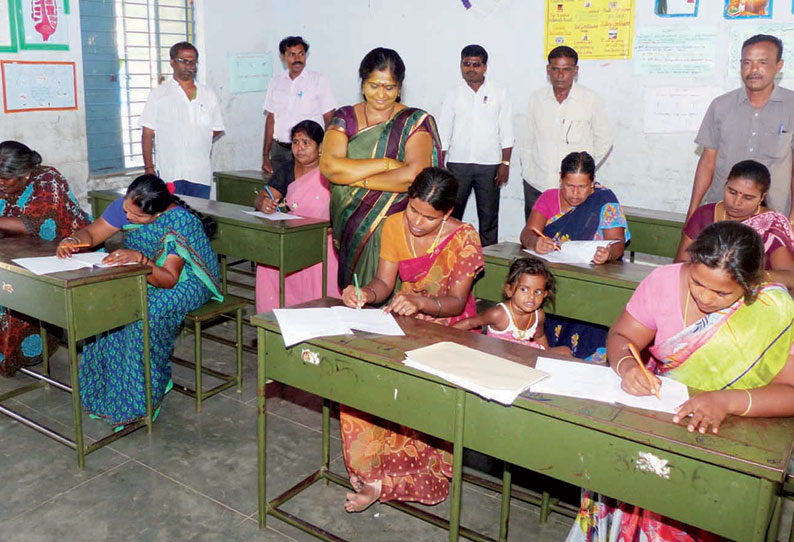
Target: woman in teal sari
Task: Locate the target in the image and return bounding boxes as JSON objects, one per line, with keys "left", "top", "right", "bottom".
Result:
{"left": 568, "top": 221, "right": 794, "bottom": 542}
{"left": 56, "top": 175, "right": 222, "bottom": 427}
{"left": 320, "top": 47, "right": 441, "bottom": 289}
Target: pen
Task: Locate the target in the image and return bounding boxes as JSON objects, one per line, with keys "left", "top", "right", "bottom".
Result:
{"left": 353, "top": 273, "right": 361, "bottom": 309}
{"left": 628, "top": 343, "right": 660, "bottom": 399}
{"left": 264, "top": 185, "right": 276, "bottom": 201}
{"left": 71, "top": 243, "right": 90, "bottom": 249}
{"left": 531, "top": 227, "right": 561, "bottom": 251}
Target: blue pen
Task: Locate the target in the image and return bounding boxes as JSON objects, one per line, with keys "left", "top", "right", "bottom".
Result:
{"left": 264, "top": 185, "right": 275, "bottom": 200}
{"left": 780, "top": 124, "right": 786, "bottom": 135}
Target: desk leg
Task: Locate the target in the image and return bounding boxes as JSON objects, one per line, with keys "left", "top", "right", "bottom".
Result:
{"left": 322, "top": 398, "right": 331, "bottom": 485}
{"left": 41, "top": 324, "right": 50, "bottom": 388}
{"left": 499, "top": 463, "right": 511, "bottom": 542}
{"left": 449, "top": 388, "right": 465, "bottom": 542}
{"left": 322, "top": 230, "right": 327, "bottom": 298}
{"left": 221, "top": 255, "right": 228, "bottom": 295}
{"left": 66, "top": 317, "right": 85, "bottom": 469}
{"left": 257, "top": 327, "right": 268, "bottom": 529}
{"left": 278, "top": 236, "right": 286, "bottom": 308}
{"left": 141, "top": 277, "right": 152, "bottom": 434}
{"left": 752, "top": 478, "right": 776, "bottom": 542}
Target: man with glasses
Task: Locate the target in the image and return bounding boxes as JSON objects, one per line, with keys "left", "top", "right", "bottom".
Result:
{"left": 262, "top": 36, "right": 336, "bottom": 175}
{"left": 140, "top": 41, "right": 224, "bottom": 198}
{"left": 687, "top": 34, "right": 794, "bottom": 221}
{"left": 439, "top": 44, "right": 513, "bottom": 246}
{"left": 519, "top": 46, "right": 611, "bottom": 219}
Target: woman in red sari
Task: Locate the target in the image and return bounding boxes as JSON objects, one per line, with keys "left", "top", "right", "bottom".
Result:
{"left": 339, "top": 167, "right": 484, "bottom": 512}
{"left": 0, "top": 140, "right": 91, "bottom": 376}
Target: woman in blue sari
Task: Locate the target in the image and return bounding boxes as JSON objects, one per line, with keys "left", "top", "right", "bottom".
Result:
{"left": 519, "top": 152, "right": 630, "bottom": 362}
{"left": 56, "top": 175, "right": 222, "bottom": 427}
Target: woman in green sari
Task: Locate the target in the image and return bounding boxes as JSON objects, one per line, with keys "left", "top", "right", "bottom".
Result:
{"left": 320, "top": 47, "right": 441, "bottom": 289}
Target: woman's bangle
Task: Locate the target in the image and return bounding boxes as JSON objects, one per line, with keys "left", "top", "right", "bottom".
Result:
{"left": 365, "top": 286, "right": 377, "bottom": 303}
{"left": 362, "top": 178, "right": 368, "bottom": 188}
{"left": 62, "top": 236, "right": 79, "bottom": 244}
{"left": 384, "top": 158, "right": 391, "bottom": 171}
{"left": 434, "top": 297, "right": 442, "bottom": 317}
{"left": 614, "top": 355, "right": 633, "bottom": 376}
{"left": 739, "top": 389, "right": 753, "bottom": 416}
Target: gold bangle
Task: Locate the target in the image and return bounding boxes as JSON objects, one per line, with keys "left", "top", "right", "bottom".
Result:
{"left": 739, "top": 389, "right": 753, "bottom": 416}
{"left": 434, "top": 297, "right": 442, "bottom": 317}
{"left": 384, "top": 158, "right": 391, "bottom": 171}
{"left": 615, "top": 355, "right": 633, "bottom": 376}
{"left": 362, "top": 178, "right": 368, "bottom": 188}
{"left": 500, "top": 160, "right": 510, "bottom": 166}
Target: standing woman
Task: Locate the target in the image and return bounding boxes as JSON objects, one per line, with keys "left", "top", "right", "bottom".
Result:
{"left": 320, "top": 47, "right": 441, "bottom": 290}
{"left": 56, "top": 175, "right": 222, "bottom": 428}
{"left": 0, "top": 141, "right": 91, "bottom": 376}
{"left": 254, "top": 120, "right": 342, "bottom": 313}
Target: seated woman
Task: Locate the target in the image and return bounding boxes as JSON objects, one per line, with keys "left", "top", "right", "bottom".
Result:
{"left": 675, "top": 159, "right": 794, "bottom": 288}
{"left": 0, "top": 140, "right": 91, "bottom": 376}
{"left": 254, "top": 120, "right": 342, "bottom": 313}
{"left": 320, "top": 47, "right": 440, "bottom": 291}
{"left": 519, "top": 151, "right": 630, "bottom": 362}
{"left": 339, "top": 167, "right": 484, "bottom": 512}
{"left": 56, "top": 175, "right": 222, "bottom": 428}
{"left": 569, "top": 221, "right": 794, "bottom": 542}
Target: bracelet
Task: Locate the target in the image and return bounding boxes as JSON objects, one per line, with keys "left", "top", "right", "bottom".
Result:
{"left": 362, "top": 178, "right": 369, "bottom": 188}
{"left": 365, "top": 286, "right": 377, "bottom": 304}
{"left": 384, "top": 158, "right": 391, "bottom": 171}
{"left": 434, "top": 297, "right": 442, "bottom": 317}
{"left": 500, "top": 160, "right": 510, "bottom": 167}
{"left": 62, "top": 236, "right": 79, "bottom": 244}
{"left": 739, "top": 389, "right": 753, "bottom": 416}
{"left": 614, "top": 355, "right": 633, "bottom": 376}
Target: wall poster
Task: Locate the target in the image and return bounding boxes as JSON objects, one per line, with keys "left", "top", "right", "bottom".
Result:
{"left": 1, "top": 60, "right": 78, "bottom": 113}
{"left": 545, "top": 0, "right": 635, "bottom": 60}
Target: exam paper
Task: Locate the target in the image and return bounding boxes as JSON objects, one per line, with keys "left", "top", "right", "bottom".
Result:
{"left": 330, "top": 307, "right": 405, "bottom": 336}
{"left": 12, "top": 252, "right": 121, "bottom": 275}
{"left": 404, "top": 341, "right": 549, "bottom": 405}
{"left": 273, "top": 307, "right": 404, "bottom": 347}
{"left": 524, "top": 240, "right": 616, "bottom": 265}
{"left": 530, "top": 357, "right": 689, "bottom": 414}
{"left": 243, "top": 210, "right": 302, "bottom": 220}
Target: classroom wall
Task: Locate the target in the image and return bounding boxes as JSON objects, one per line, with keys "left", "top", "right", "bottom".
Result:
{"left": 0, "top": 2, "right": 89, "bottom": 201}
{"left": 204, "top": 0, "right": 794, "bottom": 242}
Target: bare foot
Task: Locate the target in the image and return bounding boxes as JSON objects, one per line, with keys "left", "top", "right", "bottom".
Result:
{"left": 349, "top": 473, "right": 364, "bottom": 492}
{"left": 344, "top": 479, "right": 382, "bottom": 513}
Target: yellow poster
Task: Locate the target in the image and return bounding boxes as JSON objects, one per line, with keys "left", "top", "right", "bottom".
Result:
{"left": 545, "top": 0, "right": 635, "bottom": 60}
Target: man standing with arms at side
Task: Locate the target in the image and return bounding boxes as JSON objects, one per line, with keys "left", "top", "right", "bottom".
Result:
{"left": 140, "top": 41, "right": 224, "bottom": 199}
{"left": 262, "top": 36, "right": 336, "bottom": 174}
{"left": 687, "top": 34, "right": 794, "bottom": 221}
{"left": 439, "top": 44, "right": 513, "bottom": 247}
{"left": 520, "top": 46, "right": 612, "bottom": 220}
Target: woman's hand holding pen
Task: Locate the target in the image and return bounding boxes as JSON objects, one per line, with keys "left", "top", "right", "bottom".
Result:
{"left": 56, "top": 237, "right": 89, "bottom": 259}
{"left": 256, "top": 195, "right": 279, "bottom": 214}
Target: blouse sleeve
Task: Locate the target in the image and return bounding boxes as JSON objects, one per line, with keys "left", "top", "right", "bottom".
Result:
{"left": 380, "top": 213, "right": 403, "bottom": 263}
{"left": 532, "top": 189, "right": 558, "bottom": 220}
{"left": 683, "top": 205, "right": 713, "bottom": 240}
{"left": 599, "top": 202, "right": 630, "bottom": 242}
{"left": 101, "top": 197, "right": 130, "bottom": 229}
{"left": 625, "top": 265, "right": 676, "bottom": 332}
{"left": 327, "top": 106, "right": 357, "bottom": 139}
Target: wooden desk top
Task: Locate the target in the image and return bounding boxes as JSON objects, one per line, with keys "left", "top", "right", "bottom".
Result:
{"left": 624, "top": 205, "right": 686, "bottom": 226}
{"left": 0, "top": 236, "right": 150, "bottom": 287}
{"left": 214, "top": 170, "right": 272, "bottom": 183}
{"left": 483, "top": 242, "right": 655, "bottom": 287}
{"left": 252, "top": 297, "right": 794, "bottom": 482}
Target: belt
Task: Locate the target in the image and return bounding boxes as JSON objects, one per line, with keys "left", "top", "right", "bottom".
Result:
{"left": 276, "top": 140, "right": 292, "bottom": 149}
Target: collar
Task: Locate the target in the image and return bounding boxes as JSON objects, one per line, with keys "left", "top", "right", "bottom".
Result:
{"left": 461, "top": 78, "right": 489, "bottom": 95}
{"left": 544, "top": 81, "right": 579, "bottom": 104}
{"left": 738, "top": 84, "right": 783, "bottom": 104}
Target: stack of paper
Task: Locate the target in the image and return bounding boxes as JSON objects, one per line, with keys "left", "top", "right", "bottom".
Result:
{"left": 13, "top": 252, "right": 124, "bottom": 275}
{"left": 243, "top": 210, "right": 302, "bottom": 220}
{"left": 273, "top": 306, "right": 404, "bottom": 347}
{"left": 404, "top": 341, "right": 549, "bottom": 405}
{"left": 524, "top": 240, "right": 617, "bottom": 265}
{"left": 530, "top": 356, "right": 689, "bottom": 414}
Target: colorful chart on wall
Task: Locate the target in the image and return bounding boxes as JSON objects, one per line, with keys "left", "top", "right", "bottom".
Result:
{"left": 724, "top": 0, "right": 772, "bottom": 18}
{"left": 16, "top": 0, "right": 69, "bottom": 50}
{"left": 654, "top": 0, "right": 698, "bottom": 17}
{"left": 0, "top": 0, "right": 18, "bottom": 51}
{"left": 545, "top": 0, "right": 635, "bottom": 60}
{"left": 1, "top": 60, "right": 78, "bottom": 113}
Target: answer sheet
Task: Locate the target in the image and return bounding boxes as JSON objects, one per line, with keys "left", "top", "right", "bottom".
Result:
{"left": 524, "top": 240, "right": 617, "bottom": 265}
{"left": 243, "top": 210, "right": 303, "bottom": 220}
{"left": 273, "top": 307, "right": 404, "bottom": 347}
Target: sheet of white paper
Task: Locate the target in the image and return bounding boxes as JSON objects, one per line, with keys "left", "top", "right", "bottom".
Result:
{"left": 273, "top": 308, "right": 352, "bottom": 347}
{"left": 531, "top": 357, "right": 689, "bottom": 414}
{"left": 12, "top": 256, "right": 91, "bottom": 275}
{"left": 69, "top": 251, "right": 136, "bottom": 268}
{"left": 243, "top": 210, "right": 302, "bottom": 220}
{"left": 404, "top": 342, "right": 549, "bottom": 405}
{"left": 330, "top": 307, "right": 404, "bottom": 336}
{"left": 523, "top": 240, "right": 616, "bottom": 265}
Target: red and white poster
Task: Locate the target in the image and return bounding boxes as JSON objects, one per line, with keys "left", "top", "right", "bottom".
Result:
{"left": 19, "top": 0, "right": 69, "bottom": 49}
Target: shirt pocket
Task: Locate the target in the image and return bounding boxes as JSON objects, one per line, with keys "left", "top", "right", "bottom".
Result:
{"left": 761, "top": 130, "right": 793, "bottom": 159}
{"left": 195, "top": 102, "right": 213, "bottom": 128}
{"left": 563, "top": 117, "right": 591, "bottom": 148}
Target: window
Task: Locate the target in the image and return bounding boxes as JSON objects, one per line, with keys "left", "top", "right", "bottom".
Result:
{"left": 81, "top": 0, "right": 195, "bottom": 173}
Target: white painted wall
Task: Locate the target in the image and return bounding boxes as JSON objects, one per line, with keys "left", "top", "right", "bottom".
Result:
{"left": 0, "top": 3, "right": 89, "bottom": 201}
{"left": 202, "top": 0, "right": 794, "bottom": 243}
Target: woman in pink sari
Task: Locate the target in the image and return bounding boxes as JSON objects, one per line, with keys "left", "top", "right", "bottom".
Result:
{"left": 255, "top": 120, "right": 341, "bottom": 312}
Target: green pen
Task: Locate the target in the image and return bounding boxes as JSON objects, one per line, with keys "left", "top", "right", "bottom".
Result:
{"left": 353, "top": 273, "right": 361, "bottom": 308}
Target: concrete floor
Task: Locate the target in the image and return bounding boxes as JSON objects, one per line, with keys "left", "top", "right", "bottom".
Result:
{"left": 0, "top": 272, "right": 576, "bottom": 542}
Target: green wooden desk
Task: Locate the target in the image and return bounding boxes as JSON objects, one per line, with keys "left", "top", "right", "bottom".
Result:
{"left": 0, "top": 237, "right": 152, "bottom": 468}
{"left": 624, "top": 206, "right": 685, "bottom": 260}
{"left": 253, "top": 299, "right": 794, "bottom": 542}
{"left": 89, "top": 190, "right": 329, "bottom": 307}
{"left": 215, "top": 170, "right": 272, "bottom": 206}
{"left": 474, "top": 242, "right": 653, "bottom": 327}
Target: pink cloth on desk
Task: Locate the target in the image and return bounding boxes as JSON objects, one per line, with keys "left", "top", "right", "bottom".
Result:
{"left": 255, "top": 167, "right": 342, "bottom": 313}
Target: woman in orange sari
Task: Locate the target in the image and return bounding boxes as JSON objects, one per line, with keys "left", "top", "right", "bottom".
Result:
{"left": 339, "top": 167, "right": 484, "bottom": 511}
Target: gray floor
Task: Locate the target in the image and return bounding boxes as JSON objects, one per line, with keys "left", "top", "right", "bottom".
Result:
{"left": 0, "top": 272, "right": 575, "bottom": 541}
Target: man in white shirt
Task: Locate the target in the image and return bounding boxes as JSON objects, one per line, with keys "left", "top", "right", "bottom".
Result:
{"left": 520, "top": 46, "right": 612, "bottom": 219}
{"left": 140, "top": 41, "right": 224, "bottom": 199}
{"left": 262, "top": 36, "right": 336, "bottom": 175}
{"left": 439, "top": 44, "right": 513, "bottom": 246}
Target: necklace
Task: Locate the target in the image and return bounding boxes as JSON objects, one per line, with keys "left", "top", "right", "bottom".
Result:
{"left": 408, "top": 219, "right": 447, "bottom": 257}
{"left": 684, "top": 289, "right": 691, "bottom": 325}
{"left": 508, "top": 300, "right": 534, "bottom": 341}
{"left": 364, "top": 103, "right": 395, "bottom": 127}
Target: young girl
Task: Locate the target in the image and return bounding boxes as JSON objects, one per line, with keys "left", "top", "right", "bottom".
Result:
{"left": 454, "top": 257, "right": 568, "bottom": 354}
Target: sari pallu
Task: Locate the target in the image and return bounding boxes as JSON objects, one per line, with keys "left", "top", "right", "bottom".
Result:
{"left": 79, "top": 208, "right": 222, "bottom": 426}
{"left": 743, "top": 211, "right": 794, "bottom": 266}
{"left": 328, "top": 106, "right": 441, "bottom": 290}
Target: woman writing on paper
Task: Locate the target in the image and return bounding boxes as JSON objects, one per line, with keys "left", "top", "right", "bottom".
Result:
{"left": 56, "top": 175, "right": 222, "bottom": 428}
{"left": 0, "top": 141, "right": 92, "bottom": 376}
{"left": 569, "top": 221, "right": 794, "bottom": 542}
{"left": 518, "top": 151, "right": 630, "bottom": 362}
{"left": 320, "top": 47, "right": 441, "bottom": 290}
{"left": 338, "top": 167, "right": 484, "bottom": 512}
{"left": 254, "top": 120, "right": 342, "bottom": 313}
